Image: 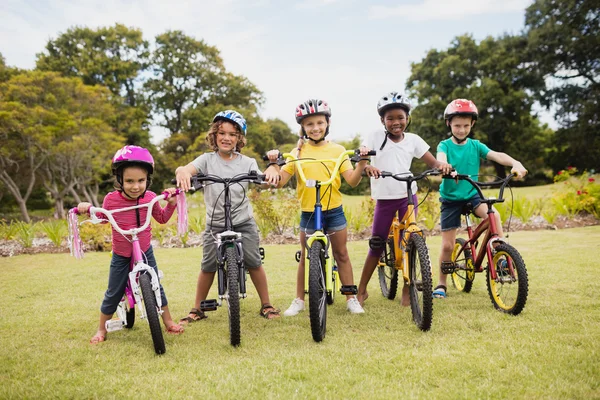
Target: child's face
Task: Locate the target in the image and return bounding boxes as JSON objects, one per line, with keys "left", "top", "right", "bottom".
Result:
{"left": 448, "top": 116, "right": 475, "bottom": 141}
{"left": 301, "top": 115, "right": 329, "bottom": 141}
{"left": 122, "top": 166, "right": 148, "bottom": 199}
{"left": 216, "top": 122, "right": 240, "bottom": 152}
{"left": 381, "top": 108, "right": 408, "bottom": 136}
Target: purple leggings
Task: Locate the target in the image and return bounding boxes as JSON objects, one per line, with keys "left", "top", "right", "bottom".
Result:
{"left": 368, "top": 196, "right": 418, "bottom": 258}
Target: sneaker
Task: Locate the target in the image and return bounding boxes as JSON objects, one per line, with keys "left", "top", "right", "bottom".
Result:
{"left": 346, "top": 297, "right": 365, "bottom": 314}
{"left": 283, "top": 298, "right": 305, "bottom": 317}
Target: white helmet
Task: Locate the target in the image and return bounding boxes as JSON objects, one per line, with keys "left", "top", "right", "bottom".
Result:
{"left": 377, "top": 92, "right": 412, "bottom": 117}
{"left": 295, "top": 99, "right": 332, "bottom": 123}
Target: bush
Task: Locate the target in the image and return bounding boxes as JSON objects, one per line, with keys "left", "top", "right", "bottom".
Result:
{"left": 552, "top": 167, "right": 600, "bottom": 219}
{"left": 0, "top": 219, "right": 19, "bottom": 240}
{"left": 249, "top": 188, "right": 300, "bottom": 236}
{"left": 14, "top": 221, "right": 37, "bottom": 248}
{"left": 39, "top": 219, "right": 68, "bottom": 247}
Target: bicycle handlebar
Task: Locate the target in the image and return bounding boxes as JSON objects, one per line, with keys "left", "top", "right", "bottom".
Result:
{"left": 380, "top": 169, "right": 442, "bottom": 182}
{"left": 187, "top": 171, "right": 266, "bottom": 191}
{"left": 263, "top": 149, "right": 375, "bottom": 187}
{"left": 69, "top": 189, "right": 182, "bottom": 237}
{"left": 442, "top": 173, "right": 516, "bottom": 202}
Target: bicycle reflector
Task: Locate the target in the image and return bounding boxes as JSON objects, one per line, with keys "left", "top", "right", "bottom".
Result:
{"left": 306, "top": 179, "right": 317, "bottom": 188}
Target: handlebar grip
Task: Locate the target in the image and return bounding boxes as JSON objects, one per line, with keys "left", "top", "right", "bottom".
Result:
{"left": 69, "top": 207, "right": 80, "bottom": 215}
{"left": 353, "top": 149, "right": 376, "bottom": 156}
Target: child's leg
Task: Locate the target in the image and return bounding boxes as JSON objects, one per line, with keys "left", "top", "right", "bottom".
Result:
{"left": 438, "top": 229, "right": 458, "bottom": 289}
{"left": 91, "top": 312, "right": 113, "bottom": 343}
{"left": 474, "top": 204, "right": 504, "bottom": 237}
{"left": 329, "top": 227, "right": 353, "bottom": 299}
{"left": 160, "top": 306, "right": 184, "bottom": 334}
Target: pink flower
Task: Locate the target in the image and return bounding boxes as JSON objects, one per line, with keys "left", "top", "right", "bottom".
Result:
{"left": 568, "top": 166, "right": 574, "bottom": 170}
{"left": 577, "top": 190, "right": 581, "bottom": 195}
{"left": 557, "top": 171, "right": 563, "bottom": 175}
{"left": 589, "top": 178, "right": 595, "bottom": 183}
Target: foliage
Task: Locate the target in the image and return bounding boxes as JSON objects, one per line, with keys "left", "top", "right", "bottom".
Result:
{"left": 248, "top": 188, "right": 300, "bottom": 236}
{"left": 39, "top": 219, "right": 68, "bottom": 247}
{"left": 417, "top": 190, "right": 441, "bottom": 231}
{"left": 551, "top": 167, "right": 600, "bottom": 219}
{"left": 511, "top": 198, "right": 537, "bottom": 223}
{"left": 14, "top": 220, "right": 37, "bottom": 248}
{"left": 525, "top": 0, "right": 600, "bottom": 172}
{"left": 79, "top": 221, "right": 112, "bottom": 251}
{"left": 406, "top": 34, "right": 552, "bottom": 178}
{"left": 0, "top": 219, "right": 19, "bottom": 240}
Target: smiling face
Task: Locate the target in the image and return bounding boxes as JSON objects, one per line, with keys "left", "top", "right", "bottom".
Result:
{"left": 121, "top": 166, "right": 148, "bottom": 199}
{"left": 448, "top": 115, "right": 475, "bottom": 142}
{"left": 215, "top": 121, "right": 240, "bottom": 153}
{"left": 301, "top": 114, "right": 329, "bottom": 141}
{"left": 381, "top": 107, "right": 409, "bottom": 137}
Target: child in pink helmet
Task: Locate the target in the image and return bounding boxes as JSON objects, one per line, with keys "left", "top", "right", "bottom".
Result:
{"left": 77, "top": 145, "right": 184, "bottom": 344}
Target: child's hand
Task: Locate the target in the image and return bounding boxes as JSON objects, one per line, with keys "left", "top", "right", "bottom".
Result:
{"left": 163, "top": 188, "right": 178, "bottom": 205}
{"left": 359, "top": 146, "right": 371, "bottom": 156}
{"left": 77, "top": 202, "right": 92, "bottom": 214}
{"left": 365, "top": 165, "right": 382, "bottom": 178}
{"left": 264, "top": 167, "right": 281, "bottom": 186}
{"left": 266, "top": 149, "right": 280, "bottom": 163}
{"left": 511, "top": 163, "right": 528, "bottom": 179}
{"left": 175, "top": 167, "right": 193, "bottom": 192}
{"left": 437, "top": 162, "right": 453, "bottom": 175}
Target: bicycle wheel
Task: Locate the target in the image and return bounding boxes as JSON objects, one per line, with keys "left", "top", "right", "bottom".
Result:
{"left": 486, "top": 243, "right": 528, "bottom": 315}
{"left": 308, "top": 241, "right": 327, "bottom": 342}
{"left": 451, "top": 238, "right": 475, "bottom": 293}
{"left": 225, "top": 246, "right": 241, "bottom": 347}
{"left": 407, "top": 233, "right": 433, "bottom": 331}
{"left": 378, "top": 237, "right": 399, "bottom": 299}
{"left": 139, "top": 272, "right": 166, "bottom": 354}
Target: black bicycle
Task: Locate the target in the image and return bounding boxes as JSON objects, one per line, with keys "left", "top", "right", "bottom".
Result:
{"left": 186, "top": 170, "right": 266, "bottom": 346}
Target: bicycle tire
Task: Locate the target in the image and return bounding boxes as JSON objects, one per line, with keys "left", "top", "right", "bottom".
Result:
{"left": 407, "top": 233, "right": 433, "bottom": 331}
{"left": 378, "top": 237, "right": 399, "bottom": 299}
{"left": 308, "top": 241, "right": 327, "bottom": 342}
{"left": 451, "top": 238, "right": 475, "bottom": 293}
{"left": 139, "top": 273, "right": 166, "bottom": 354}
{"left": 225, "top": 246, "right": 241, "bottom": 346}
{"left": 486, "top": 243, "right": 528, "bottom": 315}
{"left": 125, "top": 301, "right": 135, "bottom": 329}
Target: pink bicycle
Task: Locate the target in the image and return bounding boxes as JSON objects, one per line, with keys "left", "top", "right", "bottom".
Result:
{"left": 68, "top": 190, "right": 186, "bottom": 354}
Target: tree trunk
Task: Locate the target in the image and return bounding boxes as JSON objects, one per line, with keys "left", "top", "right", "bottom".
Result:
{"left": 69, "top": 187, "right": 82, "bottom": 204}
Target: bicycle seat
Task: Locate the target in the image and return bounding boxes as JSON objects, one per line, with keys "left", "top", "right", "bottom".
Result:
{"left": 462, "top": 202, "right": 474, "bottom": 215}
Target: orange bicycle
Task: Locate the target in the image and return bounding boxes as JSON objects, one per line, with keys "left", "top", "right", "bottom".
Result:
{"left": 375, "top": 169, "right": 440, "bottom": 331}
{"left": 444, "top": 173, "right": 528, "bottom": 315}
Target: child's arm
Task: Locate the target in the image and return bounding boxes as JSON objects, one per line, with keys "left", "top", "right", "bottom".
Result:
{"left": 152, "top": 189, "right": 177, "bottom": 224}
{"left": 486, "top": 151, "right": 528, "bottom": 178}
{"left": 341, "top": 158, "right": 369, "bottom": 188}
{"left": 175, "top": 163, "right": 198, "bottom": 192}
{"left": 421, "top": 151, "right": 453, "bottom": 174}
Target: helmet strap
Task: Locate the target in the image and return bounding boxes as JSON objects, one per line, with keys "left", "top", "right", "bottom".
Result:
{"left": 451, "top": 134, "right": 468, "bottom": 144}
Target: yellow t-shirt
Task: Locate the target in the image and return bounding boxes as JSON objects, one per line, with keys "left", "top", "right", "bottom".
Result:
{"left": 282, "top": 141, "right": 353, "bottom": 212}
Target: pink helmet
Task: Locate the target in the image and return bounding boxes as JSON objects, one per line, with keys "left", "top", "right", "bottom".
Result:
{"left": 111, "top": 145, "right": 154, "bottom": 175}
{"left": 444, "top": 99, "right": 478, "bottom": 121}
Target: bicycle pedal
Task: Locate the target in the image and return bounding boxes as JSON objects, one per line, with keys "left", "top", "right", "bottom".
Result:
{"left": 340, "top": 285, "right": 358, "bottom": 295}
{"left": 441, "top": 261, "right": 457, "bottom": 274}
{"left": 200, "top": 299, "right": 219, "bottom": 311}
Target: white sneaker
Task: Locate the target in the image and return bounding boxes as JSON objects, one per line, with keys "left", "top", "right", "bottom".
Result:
{"left": 346, "top": 297, "right": 365, "bottom": 314}
{"left": 283, "top": 298, "right": 305, "bottom": 317}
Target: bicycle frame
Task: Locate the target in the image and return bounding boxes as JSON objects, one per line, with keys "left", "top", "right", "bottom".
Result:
{"left": 279, "top": 149, "right": 359, "bottom": 296}
{"left": 449, "top": 174, "right": 516, "bottom": 281}
{"left": 379, "top": 170, "right": 439, "bottom": 284}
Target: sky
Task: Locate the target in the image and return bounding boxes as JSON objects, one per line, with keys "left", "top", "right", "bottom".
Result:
{"left": 0, "top": 0, "right": 538, "bottom": 144}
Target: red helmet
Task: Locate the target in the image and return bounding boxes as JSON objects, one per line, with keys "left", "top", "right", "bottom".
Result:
{"left": 444, "top": 99, "right": 478, "bottom": 121}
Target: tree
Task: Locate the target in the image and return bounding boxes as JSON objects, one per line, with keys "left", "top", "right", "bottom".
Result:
{"left": 525, "top": 0, "right": 600, "bottom": 171}
{"left": 0, "top": 71, "right": 122, "bottom": 220}
{"left": 406, "top": 34, "right": 551, "bottom": 178}
{"left": 36, "top": 24, "right": 152, "bottom": 145}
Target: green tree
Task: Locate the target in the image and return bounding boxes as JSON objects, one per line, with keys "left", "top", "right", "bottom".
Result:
{"left": 525, "top": 0, "right": 600, "bottom": 171}
{"left": 406, "top": 34, "right": 551, "bottom": 178}
{"left": 0, "top": 71, "right": 122, "bottom": 220}
{"left": 36, "top": 24, "right": 152, "bottom": 145}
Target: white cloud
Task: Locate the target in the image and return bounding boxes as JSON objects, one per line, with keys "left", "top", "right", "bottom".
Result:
{"left": 369, "top": 0, "right": 531, "bottom": 21}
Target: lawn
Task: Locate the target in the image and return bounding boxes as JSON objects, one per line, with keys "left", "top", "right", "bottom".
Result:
{"left": 1, "top": 226, "right": 599, "bottom": 398}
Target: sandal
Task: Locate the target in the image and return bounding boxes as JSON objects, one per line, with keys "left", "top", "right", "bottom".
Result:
{"left": 432, "top": 285, "right": 447, "bottom": 299}
{"left": 179, "top": 308, "right": 207, "bottom": 324}
{"left": 166, "top": 324, "right": 185, "bottom": 335}
{"left": 260, "top": 303, "right": 281, "bottom": 319}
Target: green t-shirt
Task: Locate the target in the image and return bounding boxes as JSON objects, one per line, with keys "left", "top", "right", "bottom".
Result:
{"left": 437, "top": 138, "right": 491, "bottom": 201}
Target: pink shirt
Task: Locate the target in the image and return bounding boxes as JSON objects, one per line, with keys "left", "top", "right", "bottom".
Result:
{"left": 101, "top": 191, "right": 177, "bottom": 257}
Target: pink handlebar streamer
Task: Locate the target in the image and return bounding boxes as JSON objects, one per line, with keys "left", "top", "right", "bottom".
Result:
{"left": 67, "top": 208, "right": 84, "bottom": 259}
{"left": 176, "top": 191, "right": 188, "bottom": 236}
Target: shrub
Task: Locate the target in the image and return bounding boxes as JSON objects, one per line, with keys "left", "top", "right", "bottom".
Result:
{"left": 0, "top": 219, "right": 19, "bottom": 240}
{"left": 40, "top": 219, "right": 68, "bottom": 247}
{"left": 249, "top": 188, "right": 300, "bottom": 236}
{"left": 79, "top": 222, "right": 112, "bottom": 251}
{"left": 14, "top": 221, "right": 37, "bottom": 248}
{"left": 551, "top": 167, "right": 600, "bottom": 219}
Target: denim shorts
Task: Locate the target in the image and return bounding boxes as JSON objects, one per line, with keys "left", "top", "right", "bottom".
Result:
{"left": 300, "top": 205, "right": 347, "bottom": 234}
{"left": 440, "top": 196, "right": 483, "bottom": 231}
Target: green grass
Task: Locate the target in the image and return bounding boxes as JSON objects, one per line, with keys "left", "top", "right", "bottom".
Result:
{"left": 1, "top": 226, "right": 599, "bottom": 398}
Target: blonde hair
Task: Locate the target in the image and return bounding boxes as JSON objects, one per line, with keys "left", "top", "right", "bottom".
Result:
{"left": 206, "top": 120, "right": 247, "bottom": 152}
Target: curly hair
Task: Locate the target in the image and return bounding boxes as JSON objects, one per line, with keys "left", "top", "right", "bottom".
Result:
{"left": 206, "top": 120, "right": 247, "bottom": 152}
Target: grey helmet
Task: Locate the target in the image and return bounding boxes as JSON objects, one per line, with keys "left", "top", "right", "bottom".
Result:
{"left": 377, "top": 92, "right": 412, "bottom": 117}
